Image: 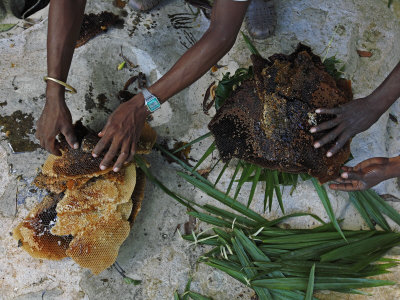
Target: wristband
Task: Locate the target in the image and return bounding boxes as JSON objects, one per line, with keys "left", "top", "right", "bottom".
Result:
{"left": 142, "top": 88, "right": 161, "bottom": 113}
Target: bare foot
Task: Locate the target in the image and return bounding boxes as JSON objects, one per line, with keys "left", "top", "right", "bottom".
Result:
{"left": 245, "top": 0, "right": 276, "bottom": 40}
{"left": 128, "top": 0, "right": 162, "bottom": 12}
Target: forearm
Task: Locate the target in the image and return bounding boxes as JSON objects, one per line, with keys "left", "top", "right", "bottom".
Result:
{"left": 368, "top": 62, "right": 400, "bottom": 113}
{"left": 149, "top": 31, "right": 233, "bottom": 102}
{"left": 386, "top": 156, "right": 400, "bottom": 179}
{"left": 47, "top": 0, "right": 86, "bottom": 96}
{"left": 148, "top": 0, "right": 249, "bottom": 102}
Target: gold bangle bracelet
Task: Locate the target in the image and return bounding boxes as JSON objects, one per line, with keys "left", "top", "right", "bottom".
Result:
{"left": 43, "top": 76, "right": 77, "bottom": 94}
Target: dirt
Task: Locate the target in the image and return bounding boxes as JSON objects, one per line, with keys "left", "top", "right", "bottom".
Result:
{"left": 0, "top": 110, "right": 39, "bottom": 152}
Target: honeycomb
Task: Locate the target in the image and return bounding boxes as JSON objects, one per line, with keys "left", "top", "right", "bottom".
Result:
{"left": 209, "top": 44, "right": 352, "bottom": 183}
{"left": 76, "top": 11, "right": 123, "bottom": 48}
{"left": 14, "top": 122, "right": 156, "bottom": 274}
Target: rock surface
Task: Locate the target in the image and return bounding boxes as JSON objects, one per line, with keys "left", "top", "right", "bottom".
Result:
{"left": 1, "top": 0, "right": 400, "bottom": 299}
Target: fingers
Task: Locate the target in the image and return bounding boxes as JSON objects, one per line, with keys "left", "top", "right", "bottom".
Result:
{"left": 326, "top": 133, "right": 350, "bottom": 157}
{"left": 62, "top": 126, "right": 79, "bottom": 150}
{"left": 315, "top": 107, "right": 342, "bottom": 115}
{"left": 314, "top": 127, "right": 341, "bottom": 150}
{"left": 98, "top": 120, "right": 110, "bottom": 138}
{"left": 92, "top": 135, "right": 111, "bottom": 158}
{"left": 310, "top": 118, "right": 340, "bottom": 133}
{"left": 45, "top": 138, "right": 62, "bottom": 156}
{"left": 329, "top": 170, "right": 367, "bottom": 191}
{"left": 112, "top": 142, "right": 130, "bottom": 172}
{"left": 126, "top": 150, "right": 135, "bottom": 164}
{"left": 329, "top": 182, "right": 359, "bottom": 191}
{"left": 341, "top": 166, "right": 353, "bottom": 172}
{"left": 99, "top": 140, "right": 119, "bottom": 170}
{"left": 341, "top": 171, "right": 363, "bottom": 181}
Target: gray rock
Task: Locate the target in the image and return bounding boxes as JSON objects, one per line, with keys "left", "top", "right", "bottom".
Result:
{"left": 0, "top": 0, "right": 399, "bottom": 299}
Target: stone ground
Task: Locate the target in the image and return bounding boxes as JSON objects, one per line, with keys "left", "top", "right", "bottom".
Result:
{"left": 1, "top": 0, "right": 400, "bottom": 299}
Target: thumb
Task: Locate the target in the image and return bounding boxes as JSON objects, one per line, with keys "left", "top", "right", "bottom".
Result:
{"left": 62, "top": 126, "right": 79, "bottom": 150}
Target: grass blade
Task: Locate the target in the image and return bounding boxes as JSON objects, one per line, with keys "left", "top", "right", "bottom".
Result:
{"left": 187, "top": 291, "right": 213, "bottom": 300}
{"left": 178, "top": 172, "right": 266, "bottom": 223}
{"left": 248, "top": 166, "right": 262, "bottom": 208}
{"left": 226, "top": 161, "right": 242, "bottom": 197}
{"left": 252, "top": 277, "right": 395, "bottom": 290}
{"left": 182, "top": 234, "right": 221, "bottom": 246}
{"left": 193, "top": 142, "right": 216, "bottom": 171}
{"left": 320, "top": 233, "right": 400, "bottom": 262}
{"left": 174, "top": 291, "right": 181, "bottom": 300}
{"left": 262, "top": 213, "right": 326, "bottom": 227}
{"left": 241, "top": 31, "right": 261, "bottom": 56}
{"left": 305, "top": 264, "right": 315, "bottom": 300}
{"left": 188, "top": 211, "right": 235, "bottom": 228}
{"left": 349, "top": 192, "right": 375, "bottom": 230}
{"left": 203, "top": 204, "right": 258, "bottom": 227}
{"left": 273, "top": 171, "right": 285, "bottom": 214}
{"left": 214, "top": 160, "right": 230, "bottom": 187}
{"left": 183, "top": 277, "right": 193, "bottom": 300}
{"left": 234, "top": 229, "right": 285, "bottom": 279}
{"left": 356, "top": 191, "right": 391, "bottom": 231}
{"left": 270, "top": 290, "right": 306, "bottom": 300}
{"left": 155, "top": 144, "right": 211, "bottom": 186}
{"left": 232, "top": 237, "right": 273, "bottom": 300}
{"left": 311, "top": 178, "right": 345, "bottom": 241}
{"left": 134, "top": 155, "right": 198, "bottom": 211}
{"left": 173, "top": 132, "right": 212, "bottom": 153}
{"left": 280, "top": 232, "right": 376, "bottom": 260}
{"left": 289, "top": 174, "right": 299, "bottom": 195}
{"left": 204, "top": 261, "right": 248, "bottom": 285}
{"left": 262, "top": 231, "right": 362, "bottom": 244}
{"left": 363, "top": 189, "right": 400, "bottom": 227}
{"left": 0, "top": 24, "right": 16, "bottom": 32}
{"left": 234, "top": 163, "right": 256, "bottom": 201}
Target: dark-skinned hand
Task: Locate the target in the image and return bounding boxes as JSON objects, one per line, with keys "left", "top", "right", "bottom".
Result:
{"left": 36, "top": 94, "right": 79, "bottom": 156}
{"left": 92, "top": 93, "right": 149, "bottom": 172}
{"left": 329, "top": 157, "right": 391, "bottom": 191}
{"left": 310, "top": 95, "right": 383, "bottom": 157}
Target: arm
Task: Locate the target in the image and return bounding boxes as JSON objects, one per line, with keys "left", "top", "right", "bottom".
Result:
{"left": 92, "top": 0, "right": 249, "bottom": 171}
{"left": 148, "top": 0, "right": 249, "bottom": 102}
{"left": 36, "top": 0, "right": 86, "bottom": 155}
{"left": 311, "top": 61, "right": 400, "bottom": 157}
{"left": 329, "top": 156, "right": 400, "bottom": 191}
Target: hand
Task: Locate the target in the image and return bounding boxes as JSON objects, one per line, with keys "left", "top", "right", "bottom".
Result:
{"left": 92, "top": 94, "right": 149, "bottom": 172}
{"left": 310, "top": 96, "right": 383, "bottom": 157}
{"left": 36, "top": 94, "right": 78, "bottom": 156}
{"left": 329, "top": 157, "right": 391, "bottom": 191}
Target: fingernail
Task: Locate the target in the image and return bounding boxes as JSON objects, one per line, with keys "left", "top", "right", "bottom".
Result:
{"left": 92, "top": 153, "right": 97, "bottom": 158}
{"left": 315, "top": 109, "right": 321, "bottom": 113}
{"left": 73, "top": 143, "right": 79, "bottom": 149}
{"left": 310, "top": 128, "right": 316, "bottom": 133}
{"left": 327, "top": 152, "right": 332, "bottom": 157}
{"left": 314, "top": 142, "right": 320, "bottom": 148}
{"left": 113, "top": 167, "right": 119, "bottom": 172}
{"left": 100, "top": 165, "right": 106, "bottom": 170}
{"left": 342, "top": 172, "right": 348, "bottom": 179}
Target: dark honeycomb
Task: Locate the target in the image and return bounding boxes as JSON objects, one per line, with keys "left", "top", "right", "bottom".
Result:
{"left": 13, "top": 194, "right": 72, "bottom": 260}
{"left": 53, "top": 122, "right": 106, "bottom": 177}
{"left": 76, "top": 12, "right": 123, "bottom": 48}
{"left": 209, "top": 44, "right": 352, "bottom": 183}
